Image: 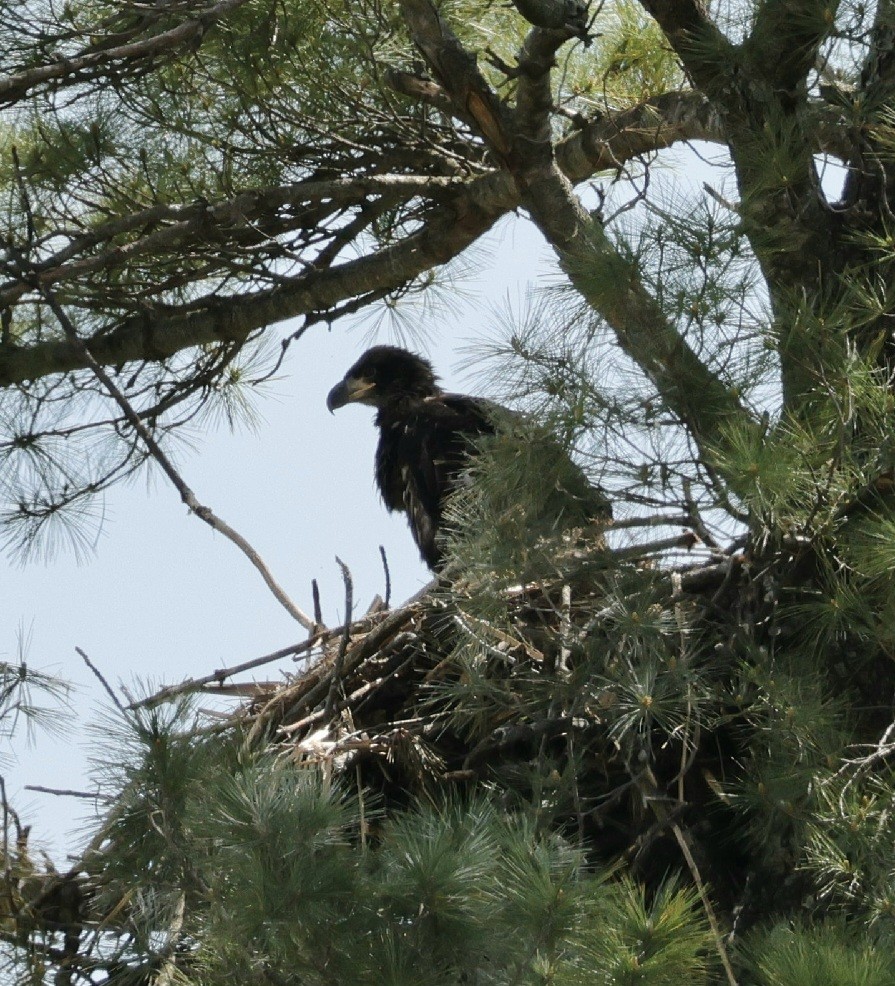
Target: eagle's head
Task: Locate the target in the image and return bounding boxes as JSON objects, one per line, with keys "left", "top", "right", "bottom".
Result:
{"left": 326, "top": 346, "right": 439, "bottom": 412}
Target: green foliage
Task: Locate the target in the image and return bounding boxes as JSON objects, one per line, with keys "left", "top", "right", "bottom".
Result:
{"left": 0, "top": 0, "right": 472, "bottom": 561}
{"left": 568, "top": 877, "right": 715, "bottom": 985}
{"left": 728, "top": 654, "right": 849, "bottom": 865}
{"left": 0, "top": 641, "right": 71, "bottom": 750}
{"left": 583, "top": 0, "right": 685, "bottom": 106}
{"left": 82, "top": 697, "right": 721, "bottom": 986}
{"left": 87, "top": 696, "right": 229, "bottom": 896}
{"left": 802, "top": 762, "right": 895, "bottom": 939}
{"left": 744, "top": 922, "right": 895, "bottom": 986}
{"left": 197, "top": 766, "right": 365, "bottom": 981}
{"left": 8, "top": 0, "right": 895, "bottom": 983}
{"left": 441, "top": 414, "right": 610, "bottom": 587}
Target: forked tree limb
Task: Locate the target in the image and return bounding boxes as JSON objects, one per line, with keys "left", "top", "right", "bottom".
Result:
{"left": 399, "top": 0, "right": 750, "bottom": 464}
{"left": 637, "top": 0, "right": 736, "bottom": 100}
{"left": 744, "top": 0, "right": 838, "bottom": 97}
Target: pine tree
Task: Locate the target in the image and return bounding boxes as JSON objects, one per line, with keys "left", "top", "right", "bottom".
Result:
{"left": 5, "top": 0, "right": 895, "bottom": 983}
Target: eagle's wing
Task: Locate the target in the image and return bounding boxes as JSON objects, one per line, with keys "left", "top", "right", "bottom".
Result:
{"left": 397, "top": 394, "right": 496, "bottom": 567}
{"left": 376, "top": 391, "right": 609, "bottom": 569}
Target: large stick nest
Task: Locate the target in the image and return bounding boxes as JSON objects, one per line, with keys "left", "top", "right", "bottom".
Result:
{"left": 20, "top": 521, "right": 893, "bottom": 973}
{"left": 229, "top": 530, "right": 766, "bottom": 917}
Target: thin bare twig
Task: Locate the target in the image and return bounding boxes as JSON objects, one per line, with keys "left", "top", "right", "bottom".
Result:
{"left": 76, "top": 647, "right": 125, "bottom": 713}
{"left": 638, "top": 771, "right": 739, "bottom": 986}
{"left": 610, "top": 513, "right": 693, "bottom": 530}
{"left": 682, "top": 478, "right": 721, "bottom": 551}
{"left": 312, "top": 580, "right": 323, "bottom": 626}
{"left": 612, "top": 531, "right": 700, "bottom": 561}
{"left": 135, "top": 594, "right": 419, "bottom": 715}
{"left": 41, "top": 289, "right": 316, "bottom": 632}
{"left": 276, "top": 604, "right": 419, "bottom": 729}
{"left": 325, "top": 558, "right": 354, "bottom": 719}
{"left": 129, "top": 635, "right": 337, "bottom": 710}
{"left": 670, "top": 819, "right": 738, "bottom": 986}
{"left": 286, "top": 650, "right": 416, "bottom": 737}
{"left": 379, "top": 545, "right": 391, "bottom": 609}
{"left": 25, "top": 785, "right": 111, "bottom": 802}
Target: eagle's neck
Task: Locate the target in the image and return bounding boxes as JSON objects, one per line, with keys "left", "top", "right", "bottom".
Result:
{"left": 374, "top": 388, "right": 442, "bottom": 426}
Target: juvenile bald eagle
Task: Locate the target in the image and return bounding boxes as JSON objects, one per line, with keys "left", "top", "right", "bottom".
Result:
{"left": 327, "top": 346, "right": 610, "bottom": 569}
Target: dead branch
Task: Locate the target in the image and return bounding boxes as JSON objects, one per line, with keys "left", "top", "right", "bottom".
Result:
{"left": 325, "top": 558, "right": 354, "bottom": 719}
{"left": 76, "top": 647, "right": 125, "bottom": 713}
{"left": 41, "top": 289, "right": 316, "bottom": 632}
{"left": 24, "top": 786, "right": 111, "bottom": 802}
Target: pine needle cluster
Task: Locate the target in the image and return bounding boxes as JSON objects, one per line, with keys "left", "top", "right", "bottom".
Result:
{"left": 25, "top": 701, "right": 718, "bottom": 986}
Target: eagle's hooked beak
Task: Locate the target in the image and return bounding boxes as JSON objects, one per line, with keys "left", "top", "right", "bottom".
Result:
{"left": 326, "top": 376, "right": 376, "bottom": 412}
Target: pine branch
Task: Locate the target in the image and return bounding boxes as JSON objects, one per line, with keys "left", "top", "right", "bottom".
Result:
{"left": 0, "top": 86, "right": 728, "bottom": 391}
{"left": 642, "top": 3, "right": 837, "bottom": 415}
{"left": 0, "top": 89, "right": 840, "bottom": 399}
{"left": 0, "top": 190, "right": 503, "bottom": 387}
{"left": 556, "top": 90, "right": 725, "bottom": 181}
{"left": 637, "top": 0, "right": 736, "bottom": 100}
{"left": 0, "top": 175, "right": 461, "bottom": 310}
{"left": 514, "top": 24, "right": 579, "bottom": 151}
{"left": 0, "top": 0, "right": 251, "bottom": 107}
{"left": 527, "top": 185, "right": 747, "bottom": 457}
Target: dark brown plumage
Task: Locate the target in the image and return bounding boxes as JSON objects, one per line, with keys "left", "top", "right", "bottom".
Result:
{"left": 327, "top": 346, "right": 610, "bottom": 569}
